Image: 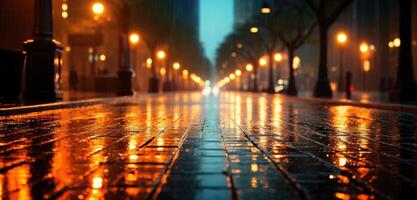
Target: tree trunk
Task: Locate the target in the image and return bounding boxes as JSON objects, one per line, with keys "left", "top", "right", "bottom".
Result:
{"left": 287, "top": 49, "right": 298, "bottom": 96}
{"left": 313, "top": 23, "right": 333, "bottom": 98}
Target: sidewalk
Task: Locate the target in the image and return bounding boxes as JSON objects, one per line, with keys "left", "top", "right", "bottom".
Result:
{"left": 0, "top": 92, "right": 416, "bottom": 199}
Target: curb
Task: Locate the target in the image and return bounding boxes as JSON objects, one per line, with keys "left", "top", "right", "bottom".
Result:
{"left": 0, "top": 97, "right": 121, "bottom": 116}
{"left": 290, "top": 96, "right": 417, "bottom": 114}
{"left": 0, "top": 93, "right": 165, "bottom": 116}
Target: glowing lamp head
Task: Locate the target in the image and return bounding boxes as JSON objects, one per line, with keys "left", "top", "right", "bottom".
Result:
{"left": 393, "top": 38, "right": 401, "bottom": 47}
{"left": 250, "top": 27, "right": 259, "bottom": 33}
{"left": 235, "top": 70, "right": 242, "bottom": 77}
{"left": 173, "top": 62, "right": 181, "bottom": 70}
{"left": 261, "top": 2, "right": 271, "bottom": 14}
{"left": 336, "top": 32, "right": 348, "bottom": 44}
{"left": 274, "top": 53, "right": 283, "bottom": 62}
{"left": 246, "top": 64, "right": 254, "bottom": 72}
{"left": 229, "top": 74, "right": 236, "bottom": 80}
{"left": 259, "top": 57, "right": 267, "bottom": 66}
{"left": 129, "top": 33, "right": 140, "bottom": 45}
{"left": 182, "top": 69, "right": 189, "bottom": 76}
{"left": 92, "top": 2, "right": 104, "bottom": 15}
{"left": 360, "top": 42, "right": 369, "bottom": 54}
{"left": 157, "top": 50, "right": 166, "bottom": 60}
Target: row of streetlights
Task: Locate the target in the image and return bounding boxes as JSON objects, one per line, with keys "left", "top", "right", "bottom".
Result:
{"left": 128, "top": 33, "right": 204, "bottom": 91}
{"left": 91, "top": 2, "right": 204, "bottom": 93}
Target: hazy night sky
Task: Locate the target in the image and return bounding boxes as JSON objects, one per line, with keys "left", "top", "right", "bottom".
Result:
{"left": 200, "top": 0, "right": 234, "bottom": 64}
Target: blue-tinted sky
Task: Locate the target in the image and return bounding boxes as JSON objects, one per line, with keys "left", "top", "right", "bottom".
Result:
{"left": 200, "top": 0, "right": 234, "bottom": 63}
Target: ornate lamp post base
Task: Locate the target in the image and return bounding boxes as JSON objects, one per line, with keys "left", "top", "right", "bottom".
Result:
{"left": 23, "top": 39, "right": 63, "bottom": 101}
{"left": 117, "top": 68, "right": 135, "bottom": 96}
{"left": 148, "top": 76, "right": 159, "bottom": 93}
{"left": 313, "top": 80, "right": 333, "bottom": 98}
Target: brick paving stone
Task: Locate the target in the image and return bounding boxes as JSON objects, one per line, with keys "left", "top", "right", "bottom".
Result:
{"left": 0, "top": 92, "right": 417, "bottom": 199}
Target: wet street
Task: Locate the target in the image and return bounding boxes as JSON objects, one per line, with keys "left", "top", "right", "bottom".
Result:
{"left": 0, "top": 92, "right": 417, "bottom": 199}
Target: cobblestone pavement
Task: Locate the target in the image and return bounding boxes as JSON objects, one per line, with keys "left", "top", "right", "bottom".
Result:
{"left": 0, "top": 92, "right": 416, "bottom": 199}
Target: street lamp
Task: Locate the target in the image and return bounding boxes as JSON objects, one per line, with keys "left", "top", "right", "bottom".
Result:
{"left": 259, "top": 57, "right": 267, "bottom": 67}
{"left": 274, "top": 53, "right": 283, "bottom": 83}
{"left": 92, "top": 2, "right": 104, "bottom": 15}
{"left": 129, "top": 33, "right": 140, "bottom": 45}
{"left": 250, "top": 27, "right": 259, "bottom": 33}
{"left": 260, "top": 1, "right": 272, "bottom": 14}
{"left": 360, "top": 42, "right": 369, "bottom": 54}
{"left": 246, "top": 64, "right": 254, "bottom": 91}
{"left": 157, "top": 50, "right": 166, "bottom": 60}
{"left": 393, "top": 37, "right": 401, "bottom": 47}
{"left": 172, "top": 62, "right": 180, "bottom": 90}
{"left": 246, "top": 64, "right": 254, "bottom": 72}
{"left": 274, "top": 53, "right": 283, "bottom": 62}
{"left": 359, "top": 42, "right": 370, "bottom": 90}
{"left": 336, "top": 32, "right": 348, "bottom": 92}
{"left": 235, "top": 70, "right": 242, "bottom": 77}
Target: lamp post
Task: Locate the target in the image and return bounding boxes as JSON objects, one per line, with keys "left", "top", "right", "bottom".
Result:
{"left": 117, "top": 2, "right": 134, "bottom": 96}
{"left": 235, "top": 69, "right": 242, "bottom": 91}
{"left": 390, "top": 0, "right": 417, "bottom": 102}
{"left": 172, "top": 62, "right": 180, "bottom": 91}
{"left": 157, "top": 50, "right": 171, "bottom": 92}
{"left": 336, "top": 32, "right": 348, "bottom": 92}
{"left": 274, "top": 53, "right": 283, "bottom": 91}
{"left": 23, "top": 0, "right": 63, "bottom": 100}
{"left": 182, "top": 69, "right": 189, "bottom": 90}
{"left": 260, "top": 1, "right": 275, "bottom": 94}
{"left": 246, "top": 64, "right": 254, "bottom": 91}
{"left": 359, "top": 42, "right": 369, "bottom": 91}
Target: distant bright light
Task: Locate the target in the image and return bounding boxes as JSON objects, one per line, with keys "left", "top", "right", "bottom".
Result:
{"left": 388, "top": 41, "right": 395, "bottom": 48}
{"left": 99, "top": 54, "right": 106, "bottom": 61}
{"left": 160, "top": 67, "right": 166, "bottom": 76}
{"left": 336, "top": 32, "right": 348, "bottom": 44}
{"left": 146, "top": 58, "right": 152, "bottom": 68}
{"left": 62, "top": 3, "right": 68, "bottom": 11}
{"left": 235, "top": 69, "right": 242, "bottom": 77}
{"left": 250, "top": 27, "right": 259, "bottom": 33}
{"left": 363, "top": 60, "right": 371, "bottom": 72}
{"left": 92, "top": 177, "right": 103, "bottom": 189}
{"left": 274, "top": 53, "right": 283, "bottom": 62}
{"left": 157, "top": 50, "right": 166, "bottom": 60}
{"left": 212, "top": 87, "right": 219, "bottom": 96}
{"left": 237, "top": 43, "right": 243, "bottom": 49}
{"left": 182, "top": 69, "right": 189, "bottom": 77}
{"left": 293, "top": 56, "right": 301, "bottom": 70}
{"left": 62, "top": 11, "right": 68, "bottom": 19}
{"left": 360, "top": 42, "right": 369, "bottom": 54}
{"left": 173, "top": 62, "right": 181, "bottom": 70}
{"left": 369, "top": 44, "right": 375, "bottom": 51}
{"left": 277, "top": 79, "right": 284, "bottom": 85}
{"left": 261, "top": 7, "right": 271, "bottom": 14}
{"left": 393, "top": 38, "right": 401, "bottom": 47}
{"left": 246, "top": 64, "right": 254, "bottom": 72}
{"left": 129, "top": 33, "right": 140, "bottom": 45}
{"left": 259, "top": 57, "right": 267, "bottom": 66}
{"left": 202, "top": 87, "right": 211, "bottom": 96}
{"left": 92, "top": 2, "right": 104, "bottom": 15}
{"left": 229, "top": 74, "right": 236, "bottom": 80}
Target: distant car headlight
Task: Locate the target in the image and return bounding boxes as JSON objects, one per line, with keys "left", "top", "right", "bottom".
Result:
{"left": 202, "top": 87, "right": 211, "bottom": 96}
